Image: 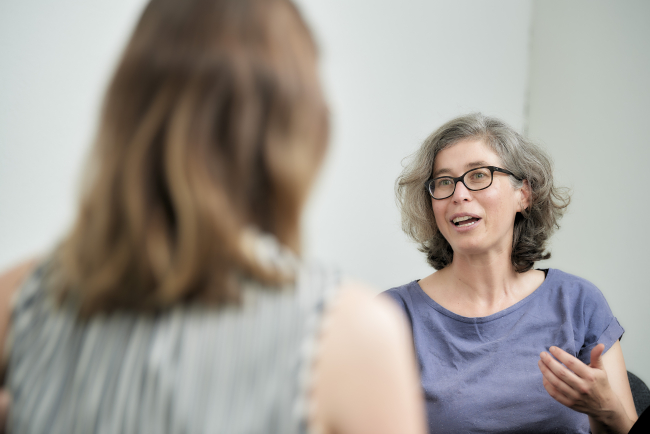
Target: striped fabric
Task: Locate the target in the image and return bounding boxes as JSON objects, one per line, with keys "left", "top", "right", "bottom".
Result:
{"left": 7, "top": 235, "right": 340, "bottom": 434}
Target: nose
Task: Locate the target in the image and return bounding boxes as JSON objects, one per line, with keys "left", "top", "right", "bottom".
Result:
{"left": 451, "top": 179, "right": 472, "bottom": 202}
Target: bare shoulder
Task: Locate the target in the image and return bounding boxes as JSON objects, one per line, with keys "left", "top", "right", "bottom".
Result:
{"left": 315, "top": 280, "right": 413, "bottom": 376}
{"left": 0, "top": 258, "right": 38, "bottom": 296}
{"left": 319, "top": 280, "right": 416, "bottom": 366}
{"left": 310, "top": 280, "right": 426, "bottom": 434}
{"left": 0, "top": 258, "right": 39, "bottom": 363}
{"left": 328, "top": 281, "right": 410, "bottom": 339}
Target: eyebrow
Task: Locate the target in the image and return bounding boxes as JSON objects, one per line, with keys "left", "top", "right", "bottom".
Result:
{"left": 432, "top": 160, "right": 491, "bottom": 178}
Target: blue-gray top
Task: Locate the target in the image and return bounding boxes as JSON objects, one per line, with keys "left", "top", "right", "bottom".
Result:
{"left": 384, "top": 268, "right": 623, "bottom": 434}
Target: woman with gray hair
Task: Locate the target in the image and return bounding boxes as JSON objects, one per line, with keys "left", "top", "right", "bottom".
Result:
{"left": 384, "top": 113, "right": 637, "bottom": 433}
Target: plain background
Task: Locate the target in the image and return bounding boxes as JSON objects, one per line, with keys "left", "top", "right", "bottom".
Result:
{"left": 1, "top": 0, "right": 648, "bottom": 385}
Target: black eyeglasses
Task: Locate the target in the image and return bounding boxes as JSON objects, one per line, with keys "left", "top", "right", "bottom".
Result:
{"left": 425, "top": 166, "right": 521, "bottom": 200}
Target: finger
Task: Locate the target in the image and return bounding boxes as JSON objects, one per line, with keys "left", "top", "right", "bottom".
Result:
{"left": 588, "top": 343, "right": 605, "bottom": 370}
{"left": 540, "top": 369, "right": 576, "bottom": 407}
{"left": 538, "top": 357, "right": 581, "bottom": 400}
{"left": 548, "top": 346, "right": 592, "bottom": 379}
{"left": 540, "top": 350, "right": 584, "bottom": 389}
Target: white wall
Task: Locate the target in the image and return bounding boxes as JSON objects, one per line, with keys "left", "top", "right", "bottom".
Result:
{"left": 527, "top": 0, "right": 650, "bottom": 384}
{"left": 0, "top": 0, "right": 534, "bottom": 291}
{"left": 297, "top": 0, "right": 533, "bottom": 288}
{"left": 0, "top": 0, "right": 149, "bottom": 266}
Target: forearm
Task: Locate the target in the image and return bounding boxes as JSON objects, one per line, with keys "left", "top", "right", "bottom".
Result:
{"left": 587, "top": 341, "right": 638, "bottom": 434}
{"left": 588, "top": 402, "right": 637, "bottom": 434}
{"left": 539, "top": 342, "right": 637, "bottom": 434}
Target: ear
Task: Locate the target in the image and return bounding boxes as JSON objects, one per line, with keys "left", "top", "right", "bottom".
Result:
{"left": 516, "top": 179, "right": 531, "bottom": 213}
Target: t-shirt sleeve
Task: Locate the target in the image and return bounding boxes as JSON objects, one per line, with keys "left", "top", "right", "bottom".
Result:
{"left": 575, "top": 281, "right": 624, "bottom": 364}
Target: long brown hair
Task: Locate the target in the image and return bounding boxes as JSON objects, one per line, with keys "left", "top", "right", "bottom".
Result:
{"left": 53, "top": 0, "right": 328, "bottom": 316}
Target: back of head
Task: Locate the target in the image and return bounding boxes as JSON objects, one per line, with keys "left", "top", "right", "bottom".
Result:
{"left": 54, "top": 0, "right": 328, "bottom": 316}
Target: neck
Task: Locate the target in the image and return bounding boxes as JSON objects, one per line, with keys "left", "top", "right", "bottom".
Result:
{"left": 435, "top": 244, "right": 529, "bottom": 312}
{"left": 419, "top": 246, "right": 545, "bottom": 318}
{"left": 446, "top": 253, "right": 519, "bottom": 303}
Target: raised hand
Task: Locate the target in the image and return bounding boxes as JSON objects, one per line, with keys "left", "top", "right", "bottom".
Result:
{"left": 538, "top": 344, "right": 614, "bottom": 415}
{"left": 538, "top": 344, "right": 635, "bottom": 434}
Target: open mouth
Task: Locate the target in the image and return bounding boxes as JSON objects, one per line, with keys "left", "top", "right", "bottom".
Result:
{"left": 452, "top": 216, "right": 481, "bottom": 227}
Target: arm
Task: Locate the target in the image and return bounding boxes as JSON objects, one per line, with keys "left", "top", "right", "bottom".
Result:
{"left": 601, "top": 341, "right": 637, "bottom": 421}
{"left": 0, "top": 258, "right": 38, "bottom": 432}
{"left": 310, "top": 282, "right": 426, "bottom": 434}
{"left": 0, "top": 259, "right": 38, "bottom": 362}
{"left": 538, "top": 341, "right": 637, "bottom": 434}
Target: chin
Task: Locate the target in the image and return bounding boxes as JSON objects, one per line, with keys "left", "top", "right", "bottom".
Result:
{"left": 449, "top": 238, "right": 494, "bottom": 256}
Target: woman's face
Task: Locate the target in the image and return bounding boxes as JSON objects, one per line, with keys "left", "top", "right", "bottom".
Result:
{"left": 431, "top": 139, "right": 529, "bottom": 260}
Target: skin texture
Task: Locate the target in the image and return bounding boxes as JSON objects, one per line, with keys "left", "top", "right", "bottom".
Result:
{"left": 310, "top": 283, "right": 426, "bottom": 434}
{"left": 419, "top": 139, "right": 543, "bottom": 319}
{"left": 539, "top": 341, "right": 637, "bottom": 433}
{"left": 0, "top": 259, "right": 38, "bottom": 364}
{"left": 430, "top": 140, "right": 528, "bottom": 265}
{"left": 0, "top": 258, "right": 38, "bottom": 434}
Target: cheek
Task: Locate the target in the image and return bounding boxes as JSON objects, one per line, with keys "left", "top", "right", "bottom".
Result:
{"left": 482, "top": 186, "right": 513, "bottom": 215}
{"left": 431, "top": 200, "right": 446, "bottom": 230}
{"left": 485, "top": 193, "right": 517, "bottom": 223}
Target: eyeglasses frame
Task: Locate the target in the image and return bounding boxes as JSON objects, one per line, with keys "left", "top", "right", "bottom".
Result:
{"left": 425, "top": 166, "right": 522, "bottom": 200}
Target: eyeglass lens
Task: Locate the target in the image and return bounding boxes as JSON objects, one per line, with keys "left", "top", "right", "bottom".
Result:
{"left": 430, "top": 167, "right": 492, "bottom": 199}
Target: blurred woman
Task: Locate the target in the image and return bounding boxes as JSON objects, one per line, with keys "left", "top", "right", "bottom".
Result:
{"left": 386, "top": 113, "right": 636, "bottom": 433}
{"left": 0, "top": 1, "right": 425, "bottom": 433}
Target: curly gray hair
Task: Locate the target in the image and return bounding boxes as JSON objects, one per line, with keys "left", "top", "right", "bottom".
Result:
{"left": 396, "top": 113, "right": 570, "bottom": 272}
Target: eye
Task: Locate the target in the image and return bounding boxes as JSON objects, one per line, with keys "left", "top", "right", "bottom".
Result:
{"left": 468, "top": 168, "right": 491, "bottom": 182}
{"left": 436, "top": 178, "right": 453, "bottom": 187}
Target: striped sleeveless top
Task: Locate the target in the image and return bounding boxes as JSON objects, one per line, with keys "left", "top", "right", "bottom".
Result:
{"left": 7, "top": 233, "right": 340, "bottom": 434}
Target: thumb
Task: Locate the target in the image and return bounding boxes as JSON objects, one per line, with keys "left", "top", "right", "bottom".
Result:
{"left": 589, "top": 343, "right": 605, "bottom": 370}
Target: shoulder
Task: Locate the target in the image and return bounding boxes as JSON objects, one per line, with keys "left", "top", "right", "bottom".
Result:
{"left": 0, "top": 258, "right": 42, "bottom": 314}
{"left": 289, "top": 260, "right": 342, "bottom": 311}
{"left": 311, "top": 281, "right": 425, "bottom": 434}
{"left": 328, "top": 281, "right": 410, "bottom": 347}
{"left": 544, "top": 268, "right": 615, "bottom": 319}
{"left": 0, "top": 259, "right": 38, "bottom": 294}
{"left": 0, "top": 257, "right": 39, "bottom": 364}
{"left": 545, "top": 268, "right": 609, "bottom": 302}
{"left": 381, "top": 280, "right": 420, "bottom": 310}
{"left": 545, "top": 269, "right": 623, "bottom": 359}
